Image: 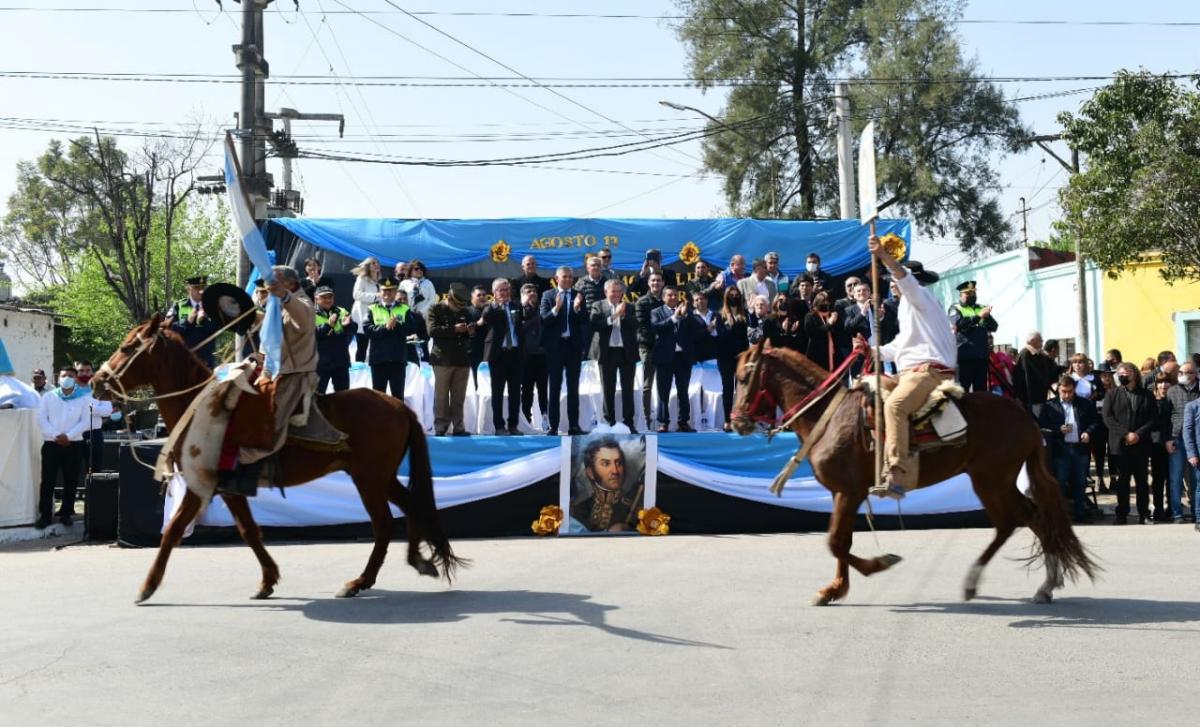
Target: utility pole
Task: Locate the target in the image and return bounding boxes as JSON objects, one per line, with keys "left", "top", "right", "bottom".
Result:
{"left": 833, "top": 82, "right": 857, "bottom": 219}
{"left": 233, "top": 0, "right": 273, "bottom": 286}
{"left": 1029, "top": 133, "right": 1088, "bottom": 358}
{"left": 263, "top": 107, "right": 345, "bottom": 216}
{"left": 1015, "top": 196, "right": 1031, "bottom": 246}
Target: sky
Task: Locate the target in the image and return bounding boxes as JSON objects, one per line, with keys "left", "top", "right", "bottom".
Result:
{"left": 1, "top": 0, "right": 1198, "bottom": 277}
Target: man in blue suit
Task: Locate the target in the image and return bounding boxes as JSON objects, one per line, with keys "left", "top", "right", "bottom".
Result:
{"left": 651, "top": 285, "right": 702, "bottom": 433}
{"left": 540, "top": 266, "right": 588, "bottom": 435}
{"left": 1039, "top": 375, "right": 1099, "bottom": 523}
{"left": 1180, "top": 397, "right": 1200, "bottom": 531}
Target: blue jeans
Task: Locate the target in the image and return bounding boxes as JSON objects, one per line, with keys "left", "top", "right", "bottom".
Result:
{"left": 1167, "top": 438, "right": 1195, "bottom": 519}
{"left": 1053, "top": 444, "right": 1091, "bottom": 520}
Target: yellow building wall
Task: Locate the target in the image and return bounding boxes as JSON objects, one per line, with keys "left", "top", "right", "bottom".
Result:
{"left": 1101, "top": 259, "right": 1200, "bottom": 360}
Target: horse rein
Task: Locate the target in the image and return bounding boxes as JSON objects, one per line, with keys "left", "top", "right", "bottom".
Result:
{"left": 732, "top": 339, "right": 868, "bottom": 436}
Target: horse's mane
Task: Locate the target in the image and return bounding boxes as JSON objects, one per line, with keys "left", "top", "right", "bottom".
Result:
{"left": 763, "top": 346, "right": 831, "bottom": 392}
{"left": 153, "top": 325, "right": 214, "bottom": 378}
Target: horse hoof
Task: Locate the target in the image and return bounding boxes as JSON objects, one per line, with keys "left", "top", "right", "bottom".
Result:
{"left": 416, "top": 559, "right": 439, "bottom": 578}
{"left": 135, "top": 587, "right": 157, "bottom": 604}
{"left": 1033, "top": 590, "right": 1053, "bottom": 604}
{"left": 811, "top": 592, "right": 836, "bottom": 606}
{"left": 336, "top": 585, "right": 360, "bottom": 598}
{"left": 251, "top": 587, "right": 274, "bottom": 600}
{"left": 879, "top": 553, "right": 903, "bottom": 568}
{"left": 963, "top": 587, "right": 977, "bottom": 602}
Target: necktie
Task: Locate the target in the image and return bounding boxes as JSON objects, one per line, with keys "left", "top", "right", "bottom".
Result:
{"left": 504, "top": 305, "right": 516, "bottom": 348}
{"left": 562, "top": 291, "right": 571, "bottom": 338}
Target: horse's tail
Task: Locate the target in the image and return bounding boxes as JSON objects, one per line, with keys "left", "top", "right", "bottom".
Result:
{"left": 1023, "top": 442, "right": 1099, "bottom": 583}
{"left": 400, "top": 405, "right": 466, "bottom": 582}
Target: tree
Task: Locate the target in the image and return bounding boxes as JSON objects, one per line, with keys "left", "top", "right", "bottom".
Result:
{"left": 674, "top": 0, "right": 1028, "bottom": 253}
{"left": 1056, "top": 71, "right": 1200, "bottom": 282}
{"left": 51, "top": 201, "right": 235, "bottom": 364}
{"left": 2, "top": 131, "right": 212, "bottom": 320}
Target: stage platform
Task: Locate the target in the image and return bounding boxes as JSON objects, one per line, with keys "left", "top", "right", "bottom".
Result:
{"left": 114, "top": 432, "right": 989, "bottom": 547}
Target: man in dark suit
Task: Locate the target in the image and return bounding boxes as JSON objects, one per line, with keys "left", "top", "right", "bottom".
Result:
{"left": 589, "top": 279, "right": 639, "bottom": 431}
{"left": 1103, "top": 362, "right": 1156, "bottom": 524}
{"left": 635, "top": 271, "right": 665, "bottom": 431}
{"left": 511, "top": 255, "right": 552, "bottom": 298}
{"left": 540, "top": 266, "right": 588, "bottom": 435}
{"left": 1039, "top": 375, "right": 1099, "bottom": 523}
{"left": 468, "top": 285, "right": 490, "bottom": 389}
{"left": 479, "top": 277, "right": 524, "bottom": 435}
{"left": 651, "top": 285, "right": 702, "bottom": 433}
{"left": 518, "top": 283, "right": 548, "bottom": 428}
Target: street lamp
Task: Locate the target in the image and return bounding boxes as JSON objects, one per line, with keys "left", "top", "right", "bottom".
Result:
{"left": 659, "top": 100, "right": 777, "bottom": 217}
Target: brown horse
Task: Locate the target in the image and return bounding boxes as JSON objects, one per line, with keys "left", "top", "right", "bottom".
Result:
{"left": 93, "top": 314, "right": 463, "bottom": 603}
{"left": 730, "top": 340, "right": 1097, "bottom": 605}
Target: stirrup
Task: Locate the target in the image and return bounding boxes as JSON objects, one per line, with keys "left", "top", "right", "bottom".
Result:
{"left": 869, "top": 483, "right": 907, "bottom": 500}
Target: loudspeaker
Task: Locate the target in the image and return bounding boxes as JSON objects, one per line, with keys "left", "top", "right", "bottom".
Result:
{"left": 84, "top": 472, "right": 120, "bottom": 541}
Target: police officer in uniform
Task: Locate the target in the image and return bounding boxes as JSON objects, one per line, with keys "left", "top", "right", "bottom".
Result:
{"left": 166, "top": 275, "right": 219, "bottom": 367}
{"left": 948, "top": 280, "right": 998, "bottom": 393}
{"left": 363, "top": 277, "right": 413, "bottom": 401}
{"left": 314, "top": 285, "right": 357, "bottom": 393}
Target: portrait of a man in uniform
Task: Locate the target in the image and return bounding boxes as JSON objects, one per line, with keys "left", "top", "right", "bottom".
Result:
{"left": 569, "top": 434, "right": 646, "bottom": 533}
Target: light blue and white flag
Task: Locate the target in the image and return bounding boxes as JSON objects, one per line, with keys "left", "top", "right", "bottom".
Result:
{"left": 224, "top": 133, "right": 282, "bottom": 378}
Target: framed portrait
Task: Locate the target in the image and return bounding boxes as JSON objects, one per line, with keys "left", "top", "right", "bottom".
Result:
{"left": 560, "top": 433, "right": 657, "bottom": 534}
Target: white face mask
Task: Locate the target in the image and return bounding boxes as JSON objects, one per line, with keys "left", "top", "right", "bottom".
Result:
{"left": 1180, "top": 373, "right": 1194, "bottom": 386}
{"left": 806, "top": 262, "right": 818, "bottom": 273}
{"left": 59, "top": 376, "right": 76, "bottom": 390}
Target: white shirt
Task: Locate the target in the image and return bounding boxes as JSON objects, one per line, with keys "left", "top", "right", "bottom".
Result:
{"left": 0, "top": 375, "right": 41, "bottom": 410}
{"left": 879, "top": 272, "right": 958, "bottom": 371}
{"left": 1062, "top": 399, "right": 1079, "bottom": 443}
{"left": 400, "top": 277, "right": 437, "bottom": 317}
{"left": 607, "top": 302, "right": 624, "bottom": 347}
{"left": 755, "top": 278, "right": 769, "bottom": 299}
{"left": 1071, "top": 372, "right": 1092, "bottom": 399}
{"left": 80, "top": 389, "right": 114, "bottom": 429}
{"left": 37, "top": 389, "right": 92, "bottom": 442}
{"left": 350, "top": 276, "right": 380, "bottom": 325}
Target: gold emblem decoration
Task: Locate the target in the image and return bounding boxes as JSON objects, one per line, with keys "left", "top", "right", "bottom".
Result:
{"left": 636, "top": 506, "right": 671, "bottom": 536}
{"left": 531, "top": 505, "right": 564, "bottom": 536}
{"left": 878, "top": 232, "right": 907, "bottom": 260}
{"left": 491, "top": 239, "right": 511, "bottom": 263}
{"left": 679, "top": 241, "right": 701, "bottom": 266}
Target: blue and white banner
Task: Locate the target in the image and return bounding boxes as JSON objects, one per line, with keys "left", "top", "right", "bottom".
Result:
{"left": 270, "top": 216, "right": 911, "bottom": 275}
{"left": 164, "top": 433, "right": 989, "bottom": 533}
{"left": 224, "top": 133, "right": 282, "bottom": 377}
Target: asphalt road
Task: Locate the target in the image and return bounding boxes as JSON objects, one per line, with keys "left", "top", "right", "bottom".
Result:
{"left": 2, "top": 524, "right": 1198, "bottom": 726}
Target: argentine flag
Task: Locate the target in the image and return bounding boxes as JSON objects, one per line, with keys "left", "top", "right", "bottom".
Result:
{"left": 224, "top": 133, "right": 282, "bottom": 378}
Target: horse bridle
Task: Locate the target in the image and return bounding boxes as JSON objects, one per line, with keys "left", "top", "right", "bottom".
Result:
{"left": 731, "top": 355, "right": 781, "bottom": 426}
{"left": 96, "top": 329, "right": 162, "bottom": 404}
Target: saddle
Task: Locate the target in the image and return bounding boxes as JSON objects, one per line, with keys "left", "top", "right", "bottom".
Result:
{"left": 856, "top": 375, "right": 968, "bottom": 453}
{"left": 225, "top": 373, "right": 348, "bottom": 454}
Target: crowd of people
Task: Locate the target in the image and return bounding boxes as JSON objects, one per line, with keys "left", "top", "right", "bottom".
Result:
{"left": 9, "top": 245, "right": 1197, "bottom": 531}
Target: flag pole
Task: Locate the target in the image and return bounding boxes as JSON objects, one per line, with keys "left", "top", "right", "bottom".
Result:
{"left": 870, "top": 220, "right": 883, "bottom": 496}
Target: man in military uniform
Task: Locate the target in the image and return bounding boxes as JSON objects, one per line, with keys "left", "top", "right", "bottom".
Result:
{"left": 363, "top": 277, "right": 413, "bottom": 401}
{"left": 165, "top": 275, "right": 219, "bottom": 367}
{"left": 314, "top": 286, "right": 356, "bottom": 393}
{"left": 948, "top": 280, "right": 998, "bottom": 393}
{"left": 570, "top": 436, "right": 639, "bottom": 532}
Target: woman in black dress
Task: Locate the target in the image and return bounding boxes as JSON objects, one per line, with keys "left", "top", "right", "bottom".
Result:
{"left": 803, "top": 290, "right": 839, "bottom": 371}
{"left": 717, "top": 287, "right": 750, "bottom": 431}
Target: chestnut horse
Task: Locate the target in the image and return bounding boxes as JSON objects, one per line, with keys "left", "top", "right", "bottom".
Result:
{"left": 730, "top": 340, "right": 1097, "bottom": 605}
{"left": 93, "top": 314, "right": 463, "bottom": 603}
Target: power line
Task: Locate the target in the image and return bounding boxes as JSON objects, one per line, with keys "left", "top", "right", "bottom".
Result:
{"left": 0, "top": 70, "right": 1191, "bottom": 87}
{"left": 5, "top": 7, "right": 1200, "bottom": 26}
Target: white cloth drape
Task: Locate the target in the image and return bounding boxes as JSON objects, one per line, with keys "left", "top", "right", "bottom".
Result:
{"left": 0, "top": 409, "right": 40, "bottom": 526}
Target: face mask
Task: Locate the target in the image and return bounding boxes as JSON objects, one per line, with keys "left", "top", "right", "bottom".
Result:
{"left": 964, "top": 295, "right": 977, "bottom": 306}
{"left": 806, "top": 263, "right": 818, "bottom": 273}
{"left": 1117, "top": 375, "right": 1130, "bottom": 386}
{"left": 59, "top": 376, "right": 76, "bottom": 390}
{"left": 1180, "top": 374, "right": 1193, "bottom": 386}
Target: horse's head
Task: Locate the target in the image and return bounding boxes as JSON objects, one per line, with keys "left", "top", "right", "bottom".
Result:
{"left": 92, "top": 314, "right": 169, "bottom": 400}
{"left": 729, "top": 338, "right": 779, "bottom": 435}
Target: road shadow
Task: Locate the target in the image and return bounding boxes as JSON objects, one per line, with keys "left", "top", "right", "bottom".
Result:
{"left": 143, "top": 588, "right": 732, "bottom": 649}
{"left": 886, "top": 595, "right": 1200, "bottom": 632}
